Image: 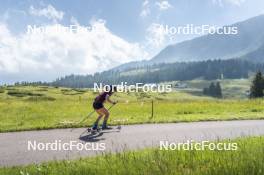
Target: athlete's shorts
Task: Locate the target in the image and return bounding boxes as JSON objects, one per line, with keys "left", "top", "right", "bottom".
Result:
{"left": 93, "top": 101, "right": 104, "bottom": 110}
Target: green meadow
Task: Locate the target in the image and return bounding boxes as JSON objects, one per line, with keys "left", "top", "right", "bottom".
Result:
{"left": 181, "top": 78, "right": 251, "bottom": 99}
{"left": 0, "top": 79, "right": 264, "bottom": 132}
{"left": 1, "top": 136, "right": 264, "bottom": 175}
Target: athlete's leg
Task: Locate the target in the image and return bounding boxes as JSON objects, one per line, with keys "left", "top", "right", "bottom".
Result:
{"left": 100, "top": 108, "right": 110, "bottom": 129}
{"left": 92, "top": 109, "right": 104, "bottom": 129}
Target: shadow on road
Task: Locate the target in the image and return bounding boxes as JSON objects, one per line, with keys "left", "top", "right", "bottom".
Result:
{"left": 79, "top": 132, "right": 105, "bottom": 142}
{"left": 79, "top": 129, "right": 121, "bottom": 142}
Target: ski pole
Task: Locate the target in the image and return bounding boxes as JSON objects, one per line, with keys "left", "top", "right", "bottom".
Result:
{"left": 71, "top": 102, "right": 117, "bottom": 132}
{"left": 70, "top": 110, "right": 96, "bottom": 132}
{"left": 77, "top": 110, "right": 96, "bottom": 125}
{"left": 77, "top": 102, "right": 117, "bottom": 125}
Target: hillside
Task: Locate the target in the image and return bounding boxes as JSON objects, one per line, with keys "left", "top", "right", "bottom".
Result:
{"left": 240, "top": 44, "right": 264, "bottom": 63}
{"left": 151, "top": 15, "right": 264, "bottom": 63}
{"left": 49, "top": 59, "right": 262, "bottom": 88}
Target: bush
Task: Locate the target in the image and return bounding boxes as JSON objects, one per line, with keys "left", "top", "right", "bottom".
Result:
{"left": 72, "top": 88, "right": 87, "bottom": 93}
{"left": 0, "top": 89, "right": 5, "bottom": 93}
{"left": 7, "top": 90, "right": 43, "bottom": 97}
{"left": 6, "top": 87, "right": 16, "bottom": 91}
{"left": 138, "top": 92, "right": 151, "bottom": 99}
{"left": 61, "top": 89, "right": 84, "bottom": 95}
{"left": 35, "top": 89, "right": 48, "bottom": 92}
{"left": 26, "top": 96, "right": 56, "bottom": 101}
{"left": 35, "top": 86, "right": 49, "bottom": 92}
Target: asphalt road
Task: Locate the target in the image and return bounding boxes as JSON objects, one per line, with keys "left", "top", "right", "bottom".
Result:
{"left": 1, "top": 120, "right": 264, "bottom": 167}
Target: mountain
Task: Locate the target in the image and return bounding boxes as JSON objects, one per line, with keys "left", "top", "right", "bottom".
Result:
{"left": 112, "top": 60, "right": 149, "bottom": 71}
{"left": 42, "top": 14, "right": 264, "bottom": 87}
{"left": 151, "top": 15, "right": 264, "bottom": 63}
{"left": 240, "top": 44, "right": 264, "bottom": 63}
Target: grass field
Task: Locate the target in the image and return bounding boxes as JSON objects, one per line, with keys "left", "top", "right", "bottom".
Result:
{"left": 176, "top": 78, "right": 251, "bottom": 99}
{"left": 0, "top": 82, "right": 264, "bottom": 132}
{"left": 1, "top": 136, "right": 263, "bottom": 175}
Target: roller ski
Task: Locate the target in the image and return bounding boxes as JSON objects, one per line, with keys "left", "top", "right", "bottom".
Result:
{"left": 101, "top": 125, "right": 122, "bottom": 131}
{"left": 87, "top": 127, "right": 101, "bottom": 134}
{"left": 87, "top": 125, "right": 121, "bottom": 133}
{"left": 87, "top": 124, "right": 111, "bottom": 134}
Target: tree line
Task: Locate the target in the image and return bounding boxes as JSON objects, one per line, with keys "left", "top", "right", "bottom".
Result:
{"left": 50, "top": 59, "right": 264, "bottom": 88}
{"left": 15, "top": 59, "right": 264, "bottom": 88}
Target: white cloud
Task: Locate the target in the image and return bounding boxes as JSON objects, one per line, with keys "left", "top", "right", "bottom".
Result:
{"left": 146, "top": 23, "right": 167, "bottom": 48}
{"left": 0, "top": 24, "right": 19, "bottom": 73}
{"left": 140, "top": 0, "right": 151, "bottom": 17}
{"left": 140, "top": 0, "right": 173, "bottom": 18}
{"left": 0, "top": 20, "right": 148, "bottom": 83}
{"left": 212, "top": 0, "right": 246, "bottom": 6}
{"left": 155, "top": 1, "right": 172, "bottom": 10}
{"left": 70, "top": 16, "right": 79, "bottom": 25}
{"left": 29, "top": 4, "right": 64, "bottom": 22}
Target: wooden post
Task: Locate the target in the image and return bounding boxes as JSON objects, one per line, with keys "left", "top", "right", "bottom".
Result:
{"left": 151, "top": 100, "right": 154, "bottom": 119}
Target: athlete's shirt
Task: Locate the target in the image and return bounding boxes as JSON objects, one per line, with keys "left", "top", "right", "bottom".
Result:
{"left": 94, "top": 92, "right": 112, "bottom": 103}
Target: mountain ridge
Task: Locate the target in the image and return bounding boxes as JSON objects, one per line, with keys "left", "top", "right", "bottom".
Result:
{"left": 151, "top": 14, "right": 264, "bottom": 63}
{"left": 113, "top": 14, "right": 264, "bottom": 71}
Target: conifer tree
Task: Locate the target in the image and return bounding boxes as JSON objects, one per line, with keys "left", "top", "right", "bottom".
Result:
{"left": 250, "top": 71, "right": 264, "bottom": 98}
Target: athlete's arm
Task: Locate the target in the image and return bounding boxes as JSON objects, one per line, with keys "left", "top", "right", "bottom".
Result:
{"left": 106, "top": 94, "right": 116, "bottom": 104}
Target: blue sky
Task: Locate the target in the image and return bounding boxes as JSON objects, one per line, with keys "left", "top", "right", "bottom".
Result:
{"left": 2, "top": 0, "right": 264, "bottom": 42}
{"left": 0, "top": 0, "right": 264, "bottom": 83}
